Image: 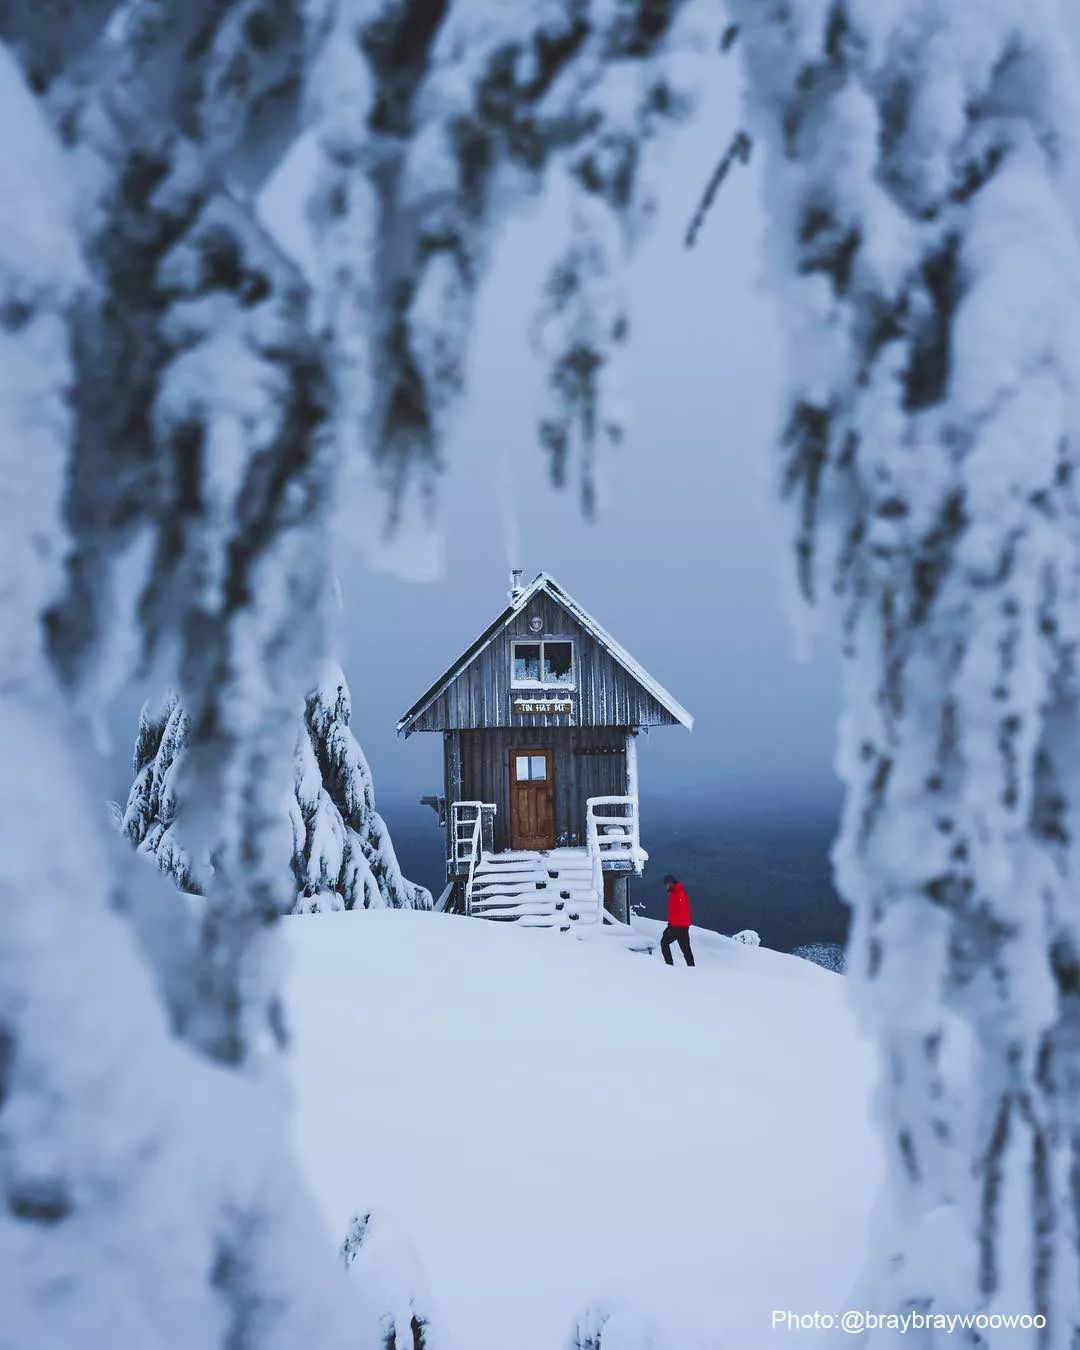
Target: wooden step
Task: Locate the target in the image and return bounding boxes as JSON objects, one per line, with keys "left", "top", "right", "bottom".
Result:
{"left": 472, "top": 873, "right": 595, "bottom": 888}
{"left": 473, "top": 869, "right": 550, "bottom": 880}
{"left": 473, "top": 893, "right": 595, "bottom": 907}
{"left": 471, "top": 882, "right": 548, "bottom": 893}
{"left": 474, "top": 880, "right": 548, "bottom": 889}
{"left": 474, "top": 906, "right": 596, "bottom": 918}
{"left": 472, "top": 897, "right": 598, "bottom": 915}
{"left": 473, "top": 898, "right": 595, "bottom": 912}
{"left": 473, "top": 904, "right": 563, "bottom": 919}
{"left": 473, "top": 874, "right": 594, "bottom": 888}
{"left": 475, "top": 864, "right": 547, "bottom": 875}
{"left": 472, "top": 892, "right": 594, "bottom": 908}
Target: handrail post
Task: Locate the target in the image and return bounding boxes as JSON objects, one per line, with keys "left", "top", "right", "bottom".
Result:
{"left": 586, "top": 799, "right": 603, "bottom": 923}
{"left": 625, "top": 734, "right": 640, "bottom": 866}
{"left": 586, "top": 793, "right": 644, "bottom": 916}
{"left": 465, "top": 810, "right": 481, "bottom": 917}
{"left": 632, "top": 796, "right": 641, "bottom": 870}
{"left": 451, "top": 800, "right": 496, "bottom": 918}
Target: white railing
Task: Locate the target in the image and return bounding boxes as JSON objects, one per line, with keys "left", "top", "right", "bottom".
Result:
{"left": 586, "top": 795, "right": 645, "bottom": 922}
{"left": 588, "top": 818, "right": 604, "bottom": 924}
{"left": 450, "top": 801, "right": 496, "bottom": 917}
{"left": 586, "top": 796, "right": 642, "bottom": 863}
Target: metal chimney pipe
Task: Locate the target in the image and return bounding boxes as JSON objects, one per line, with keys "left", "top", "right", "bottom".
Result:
{"left": 509, "top": 568, "right": 524, "bottom": 601}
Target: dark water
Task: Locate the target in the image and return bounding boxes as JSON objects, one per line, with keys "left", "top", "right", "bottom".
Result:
{"left": 381, "top": 795, "right": 849, "bottom": 955}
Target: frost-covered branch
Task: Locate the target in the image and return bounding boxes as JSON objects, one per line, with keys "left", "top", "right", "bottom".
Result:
{"left": 122, "top": 666, "right": 431, "bottom": 914}
{"left": 304, "top": 0, "right": 703, "bottom": 523}
{"left": 0, "top": 5, "right": 706, "bottom": 1342}
{"left": 0, "top": 36, "right": 356, "bottom": 1347}
{"left": 341, "top": 1209, "right": 438, "bottom": 1349}
{"left": 683, "top": 127, "right": 751, "bottom": 250}
{"left": 730, "top": 0, "right": 1080, "bottom": 1338}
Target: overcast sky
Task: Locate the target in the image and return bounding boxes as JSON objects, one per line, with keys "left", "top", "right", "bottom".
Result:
{"left": 104, "top": 67, "right": 842, "bottom": 843}
{"left": 331, "top": 70, "right": 843, "bottom": 830}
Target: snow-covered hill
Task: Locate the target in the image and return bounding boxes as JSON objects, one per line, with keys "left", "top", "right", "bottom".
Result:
{"left": 285, "top": 912, "right": 882, "bottom": 1348}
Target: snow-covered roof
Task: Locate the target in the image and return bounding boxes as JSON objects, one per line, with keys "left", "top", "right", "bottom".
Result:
{"left": 397, "top": 572, "right": 693, "bottom": 734}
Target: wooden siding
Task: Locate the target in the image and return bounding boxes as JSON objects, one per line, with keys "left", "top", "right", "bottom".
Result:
{"left": 456, "top": 727, "right": 628, "bottom": 854}
{"left": 443, "top": 730, "right": 463, "bottom": 870}
{"left": 410, "top": 591, "right": 679, "bottom": 732}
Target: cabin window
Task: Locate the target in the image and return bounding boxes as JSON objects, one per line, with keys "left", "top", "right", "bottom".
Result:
{"left": 512, "top": 642, "right": 542, "bottom": 684}
{"left": 511, "top": 639, "right": 575, "bottom": 688}
{"left": 543, "top": 641, "right": 573, "bottom": 685}
{"left": 514, "top": 753, "right": 548, "bottom": 782}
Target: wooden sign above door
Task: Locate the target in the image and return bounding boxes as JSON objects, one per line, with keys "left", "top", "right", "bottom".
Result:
{"left": 513, "top": 697, "right": 573, "bottom": 714}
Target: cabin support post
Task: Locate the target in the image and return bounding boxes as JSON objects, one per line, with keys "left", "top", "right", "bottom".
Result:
{"left": 625, "top": 730, "right": 641, "bottom": 865}
{"left": 445, "top": 730, "right": 463, "bottom": 878}
{"left": 603, "top": 874, "right": 630, "bottom": 924}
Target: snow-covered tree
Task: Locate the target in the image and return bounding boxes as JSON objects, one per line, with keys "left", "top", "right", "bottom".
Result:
{"left": 0, "top": 7, "right": 701, "bottom": 1344}
{"left": 566, "top": 1304, "right": 672, "bottom": 1350}
{"left": 123, "top": 665, "right": 430, "bottom": 912}
{"left": 295, "top": 663, "right": 431, "bottom": 912}
{"left": 0, "top": 41, "right": 356, "bottom": 1350}
{"left": 567, "top": 1306, "right": 611, "bottom": 1350}
{"left": 122, "top": 692, "right": 200, "bottom": 893}
{"left": 727, "top": 1, "right": 1080, "bottom": 1340}
{"left": 302, "top": 0, "right": 703, "bottom": 520}
{"left": 341, "top": 1210, "right": 438, "bottom": 1350}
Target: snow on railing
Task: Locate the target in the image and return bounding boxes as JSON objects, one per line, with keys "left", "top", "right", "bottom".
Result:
{"left": 586, "top": 795, "right": 645, "bottom": 922}
{"left": 450, "top": 801, "right": 496, "bottom": 917}
{"left": 587, "top": 811, "right": 604, "bottom": 924}
{"left": 586, "top": 796, "right": 643, "bottom": 863}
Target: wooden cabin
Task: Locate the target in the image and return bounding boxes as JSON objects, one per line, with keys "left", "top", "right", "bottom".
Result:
{"left": 397, "top": 572, "right": 692, "bottom": 934}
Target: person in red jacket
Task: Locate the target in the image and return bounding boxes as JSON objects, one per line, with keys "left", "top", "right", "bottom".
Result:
{"left": 660, "top": 875, "right": 695, "bottom": 966}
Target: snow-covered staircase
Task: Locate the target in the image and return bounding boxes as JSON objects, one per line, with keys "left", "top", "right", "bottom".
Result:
{"left": 469, "top": 849, "right": 594, "bottom": 926}
{"left": 468, "top": 849, "right": 653, "bottom": 952}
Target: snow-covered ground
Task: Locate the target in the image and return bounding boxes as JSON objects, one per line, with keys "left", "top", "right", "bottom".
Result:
{"left": 285, "top": 912, "right": 882, "bottom": 1348}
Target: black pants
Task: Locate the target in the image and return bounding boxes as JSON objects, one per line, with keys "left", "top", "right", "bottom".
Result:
{"left": 661, "top": 925, "right": 695, "bottom": 966}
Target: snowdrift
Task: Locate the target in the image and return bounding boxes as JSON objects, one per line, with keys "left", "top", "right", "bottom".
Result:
{"left": 285, "top": 912, "right": 881, "bottom": 1348}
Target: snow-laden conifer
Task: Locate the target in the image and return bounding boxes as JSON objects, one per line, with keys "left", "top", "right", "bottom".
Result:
{"left": 566, "top": 1304, "right": 673, "bottom": 1350}
{"left": 302, "top": 0, "right": 702, "bottom": 522}
{"left": 296, "top": 662, "right": 431, "bottom": 911}
{"left": 124, "top": 664, "right": 430, "bottom": 913}
{"left": 122, "top": 692, "right": 200, "bottom": 894}
{"left": 299, "top": 661, "right": 434, "bottom": 912}
{"left": 341, "top": 1210, "right": 438, "bottom": 1350}
{"left": 0, "top": 42, "right": 356, "bottom": 1350}
{"left": 729, "top": 1, "right": 1080, "bottom": 1337}
{"left": 567, "top": 1306, "right": 610, "bottom": 1350}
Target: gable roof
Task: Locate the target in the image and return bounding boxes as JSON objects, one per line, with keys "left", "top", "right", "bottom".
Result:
{"left": 397, "top": 572, "right": 693, "bottom": 735}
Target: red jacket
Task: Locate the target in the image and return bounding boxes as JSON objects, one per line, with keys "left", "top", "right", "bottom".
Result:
{"left": 667, "top": 882, "right": 691, "bottom": 928}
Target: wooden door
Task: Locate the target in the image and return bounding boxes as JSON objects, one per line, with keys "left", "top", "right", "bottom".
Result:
{"left": 508, "top": 748, "right": 556, "bottom": 851}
